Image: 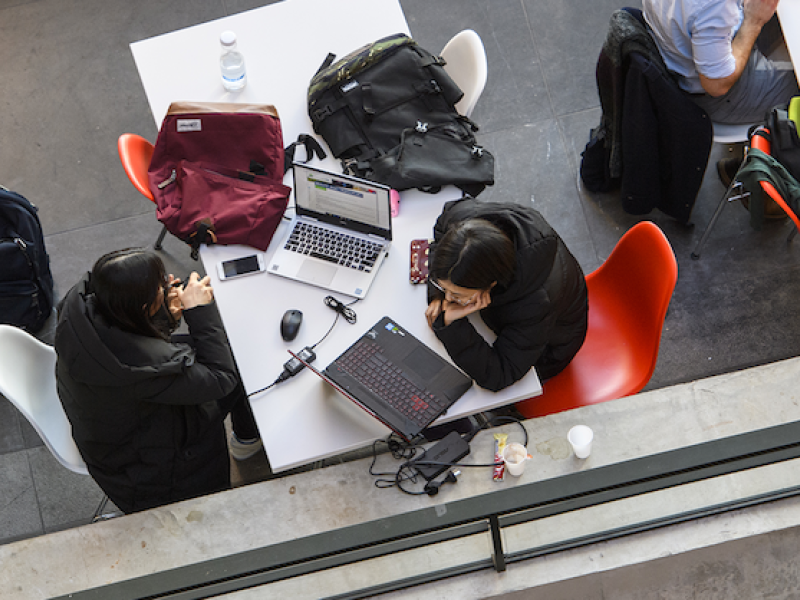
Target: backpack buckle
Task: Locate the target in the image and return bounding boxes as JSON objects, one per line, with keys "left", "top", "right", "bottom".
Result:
{"left": 312, "top": 105, "right": 334, "bottom": 122}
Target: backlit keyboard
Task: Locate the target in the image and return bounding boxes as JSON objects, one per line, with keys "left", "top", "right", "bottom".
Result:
{"left": 284, "top": 222, "right": 384, "bottom": 272}
{"left": 337, "top": 339, "right": 444, "bottom": 427}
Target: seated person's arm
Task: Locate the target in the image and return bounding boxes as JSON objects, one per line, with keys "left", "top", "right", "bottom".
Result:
{"left": 429, "top": 293, "right": 553, "bottom": 392}
{"left": 149, "top": 274, "right": 240, "bottom": 406}
{"left": 698, "top": 0, "right": 779, "bottom": 97}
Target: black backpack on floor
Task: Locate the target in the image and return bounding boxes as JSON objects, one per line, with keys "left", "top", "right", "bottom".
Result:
{"left": 764, "top": 102, "right": 800, "bottom": 181}
{"left": 0, "top": 187, "right": 54, "bottom": 332}
{"left": 307, "top": 33, "right": 494, "bottom": 196}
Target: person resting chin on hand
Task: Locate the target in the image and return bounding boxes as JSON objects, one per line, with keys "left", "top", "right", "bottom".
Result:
{"left": 425, "top": 279, "right": 494, "bottom": 328}
{"left": 425, "top": 198, "right": 588, "bottom": 393}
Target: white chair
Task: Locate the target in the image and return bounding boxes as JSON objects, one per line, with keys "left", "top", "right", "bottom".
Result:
{"left": 0, "top": 324, "right": 88, "bottom": 475}
{"left": 440, "top": 29, "right": 488, "bottom": 118}
{"left": 711, "top": 121, "right": 753, "bottom": 145}
{"left": 0, "top": 324, "right": 117, "bottom": 520}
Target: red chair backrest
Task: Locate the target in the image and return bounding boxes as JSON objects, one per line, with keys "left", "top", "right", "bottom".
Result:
{"left": 118, "top": 134, "right": 155, "bottom": 202}
{"left": 516, "top": 222, "right": 677, "bottom": 418}
{"left": 750, "top": 127, "right": 800, "bottom": 232}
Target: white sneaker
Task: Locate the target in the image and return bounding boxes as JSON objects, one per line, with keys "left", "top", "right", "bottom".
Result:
{"left": 229, "top": 434, "right": 263, "bottom": 461}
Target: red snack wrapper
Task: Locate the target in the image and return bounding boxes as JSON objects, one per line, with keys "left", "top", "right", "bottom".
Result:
{"left": 493, "top": 433, "right": 508, "bottom": 481}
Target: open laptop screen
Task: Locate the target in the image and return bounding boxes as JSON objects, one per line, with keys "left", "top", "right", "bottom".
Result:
{"left": 293, "top": 163, "right": 392, "bottom": 239}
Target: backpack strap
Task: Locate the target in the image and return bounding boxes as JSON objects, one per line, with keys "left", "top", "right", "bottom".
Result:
{"left": 283, "top": 135, "right": 327, "bottom": 173}
{"left": 187, "top": 219, "right": 217, "bottom": 261}
{"left": 316, "top": 53, "right": 336, "bottom": 75}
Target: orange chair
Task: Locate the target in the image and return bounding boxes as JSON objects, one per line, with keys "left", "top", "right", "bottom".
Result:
{"left": 691, "top": 126, "right": 800, "bottom": 259}
{"left": 516, "top": 222, "right": 678, "bottom": 418}
{"left": 749, "top": 128, "right": 800, "bottom": 239}
{"left": 117, "top": 133, "right": 168, "bottom": 250}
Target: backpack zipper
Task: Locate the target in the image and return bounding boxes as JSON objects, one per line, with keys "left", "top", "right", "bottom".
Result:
{"left": 158, "top": 169, "right": 177, "bottom": 189}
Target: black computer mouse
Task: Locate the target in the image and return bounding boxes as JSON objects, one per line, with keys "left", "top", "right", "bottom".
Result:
{"left": 280, "top": 309, "right": 303, "bottom": 341}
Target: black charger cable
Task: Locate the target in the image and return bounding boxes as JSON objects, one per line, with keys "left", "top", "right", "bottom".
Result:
{"left": 324, "top": 295, "right": 357, "bottom": 324}
{"left": 369, "top": 417, "right": 530, "bottom": 496}
{"left": 247, "top": 296, "right": 360, "bottom": 398}
{"left": 424, "top": 470, "right": 460, "bottom": 496}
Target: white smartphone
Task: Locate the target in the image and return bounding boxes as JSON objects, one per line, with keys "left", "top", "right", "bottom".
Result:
{"left": 217, "top": 254, "right": 266, "bottom": 280}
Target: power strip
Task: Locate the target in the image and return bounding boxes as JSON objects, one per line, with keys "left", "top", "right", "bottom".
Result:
{"left": 410, "top": 431, "right": 471, "bottom": 481}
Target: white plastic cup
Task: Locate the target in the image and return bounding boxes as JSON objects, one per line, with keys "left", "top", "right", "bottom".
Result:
{"left": 502, "top": 442, "right": 530, "bottom": 477}
{"left": 567, "top": 425, "right": 594, "bottom": 459}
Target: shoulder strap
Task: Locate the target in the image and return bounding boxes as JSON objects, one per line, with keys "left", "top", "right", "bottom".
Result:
{"left": 283, "top": 135, "right": 327, "bottom": 174}
{"left": 316, "top": 53, "right": 336, "bottom": 76}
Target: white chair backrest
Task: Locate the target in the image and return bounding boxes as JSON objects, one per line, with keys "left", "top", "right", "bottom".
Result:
{"left": 441, "top": 29, "right": 488, "bottom": 118}
{"left": 712, "top": 121, "right": 753, "bottom": 145}
{"left": 0, "top": 325, "right": 88, "bottom": 475}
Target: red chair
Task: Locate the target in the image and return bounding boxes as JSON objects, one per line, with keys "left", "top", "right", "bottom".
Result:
{"left": 516, "top": 222, "right": 678, "bottom": 418}
{"left": 749, "top": 128, "right": 800, "bottom": 238}
{"left": 117, "top": 133, "right": 168, "bottom": 250}
{"left": 691, "top": 126, "right": 800, "bottom": 259}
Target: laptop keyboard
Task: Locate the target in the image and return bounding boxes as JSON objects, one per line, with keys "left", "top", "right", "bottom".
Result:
{"left": 337, "top": 339, "right": 444, "bottom": 427}
{"left": 284, "top": 222, "right": 384, "bottom": 272}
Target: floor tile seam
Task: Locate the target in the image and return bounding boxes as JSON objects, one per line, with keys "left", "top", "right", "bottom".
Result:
{"left": 558, "top": 121, "right": 604, "bottom": 268}
{"left": 42, "top": 209, "right": 156, "bottom": 241}
{"left": 0, "top": 1, "right": 35, "bottom": 14}
{"left": 675, "top": 262, "right": 800, "bottom": 288}
{"left": 0, "top": 398, "right": 25, "bottom": 456}
{"left": 0, "top": 428, "right": 28, "bottom": 456}
{"left": 518, "top": 0, "right": 557, "bottom": 123}
{"left": 23, "top": 447, "right": 46, "bottom": 537}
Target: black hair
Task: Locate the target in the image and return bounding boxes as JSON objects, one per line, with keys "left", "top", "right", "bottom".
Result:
{"left": 429, "top": 218, "right": 515, "bottom": 290}
{"left": 90, "top": 248, "right": 168, "bottom": 339}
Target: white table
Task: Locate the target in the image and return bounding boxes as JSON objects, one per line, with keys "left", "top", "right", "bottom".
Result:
{"left": 131, "top": 0, "right": 542, "bottom": 472}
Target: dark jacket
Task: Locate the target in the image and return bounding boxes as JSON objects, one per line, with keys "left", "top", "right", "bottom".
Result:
{"left": 584, "top": 8, "right": 712, "bottom": 224}
{"left": 428, "top": 199, "right": 588, "bottom": 391}
{"left": 54, "top": 274, "right": 240, "bottom": 513}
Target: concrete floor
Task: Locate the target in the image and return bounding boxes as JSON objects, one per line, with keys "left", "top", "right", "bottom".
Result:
{"left": 2, "top": 0, "right": 800, "bottom": 576}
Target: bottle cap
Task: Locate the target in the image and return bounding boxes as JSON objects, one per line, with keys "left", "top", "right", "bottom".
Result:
{"left": 220, "top": 31, "right": 237, "bottom": 47}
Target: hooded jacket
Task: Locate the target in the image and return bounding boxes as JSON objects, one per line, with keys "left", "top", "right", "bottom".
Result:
{"left": 54, "top": 274, "right": 240, "bottom": 513}
{"left": 429, "top": 199, "right": 588, "bottom": 391}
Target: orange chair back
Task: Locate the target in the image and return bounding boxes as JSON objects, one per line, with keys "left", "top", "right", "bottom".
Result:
{"left": 516, "top": 222, "right": 677, "bottom": 418}
{"left": 749, "top": 128, "right": 800, "bottom": 232}
{"left": 118, "top": 133, "right": 155, "bottom": 202}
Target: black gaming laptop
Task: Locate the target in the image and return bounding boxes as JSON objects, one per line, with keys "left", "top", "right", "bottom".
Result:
{"left": 293, "top": 316, "right": 472, "bottom": 441}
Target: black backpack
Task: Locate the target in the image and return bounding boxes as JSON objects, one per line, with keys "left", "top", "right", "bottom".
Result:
{"left": 763, "top": 103, "right": 800, "bottom": 181}
{"left": 0, "top": 187, "right": 54, "bottom": 332}
{"left": 307, "top": 33, "right": 494, "bottom": 196}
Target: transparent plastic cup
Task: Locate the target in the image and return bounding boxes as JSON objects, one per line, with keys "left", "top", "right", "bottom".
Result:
{"left": 502, "top": 442, "right": 530, "bottom": 476}
{"left": 567, "top": 425, "right": 594, "bottom": 459}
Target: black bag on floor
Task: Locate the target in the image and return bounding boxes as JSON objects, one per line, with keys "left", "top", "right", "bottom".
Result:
{"left": 765, "top": 102, "right": 800, "bottom": 181}
{"left": 307, "top": 33, "right": 494, "bottom": 196}
{"left": 0, "top": 187, "right": 54, "bottom": 332}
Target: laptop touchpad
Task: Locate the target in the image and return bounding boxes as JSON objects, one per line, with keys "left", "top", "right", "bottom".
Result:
{"left": 404, "top": 347, "right": 444, "bottom": 380}
{"left": 298, "top": 260, "right": 337, "bottom": 285}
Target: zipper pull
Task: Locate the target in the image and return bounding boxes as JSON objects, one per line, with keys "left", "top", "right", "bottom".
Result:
{"left": 157, "top": 169, "right": 177, "bottom": 189}
{"left": 14, "top": 237, "right": 27, "bottom": 250}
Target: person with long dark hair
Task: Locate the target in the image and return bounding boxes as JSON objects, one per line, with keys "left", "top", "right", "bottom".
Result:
{"left": 425, "top": 199, "right": 588, "bottom": 392}
{"left": 55, "top": 248, "right": 260, "bottom": 513}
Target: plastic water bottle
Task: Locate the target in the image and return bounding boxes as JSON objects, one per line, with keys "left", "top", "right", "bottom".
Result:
{"left": 219, "top": 31, "right": 246, "bottom": 91}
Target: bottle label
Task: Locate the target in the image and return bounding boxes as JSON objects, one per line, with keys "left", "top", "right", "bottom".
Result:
{"left": 177, "top": 119, "right": 202, "bottom": 133}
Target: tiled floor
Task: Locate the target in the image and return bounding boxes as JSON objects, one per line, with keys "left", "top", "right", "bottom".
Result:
{"left": 2, "top": 0, "right": 800, "bottom": 546}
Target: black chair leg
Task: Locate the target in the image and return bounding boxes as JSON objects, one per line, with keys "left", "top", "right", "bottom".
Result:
{"left": 154, "top": 224, "right": 168, "bottom": 250}
{"left": 691, "top": 181, "right": 748, "bottom": 260}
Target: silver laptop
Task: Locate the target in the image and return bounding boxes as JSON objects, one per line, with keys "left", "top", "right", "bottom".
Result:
{"left": 267, "top": 163, "right": 393, "bottom": 298}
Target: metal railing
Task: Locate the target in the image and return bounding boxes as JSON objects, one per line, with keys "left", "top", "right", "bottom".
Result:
{"left": 56, "top": 419, "right": 800, "bottom": 600}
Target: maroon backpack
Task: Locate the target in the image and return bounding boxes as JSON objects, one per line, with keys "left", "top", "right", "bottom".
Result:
{"left": 147, "top": 102, "right": 291, "bottom": 258}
